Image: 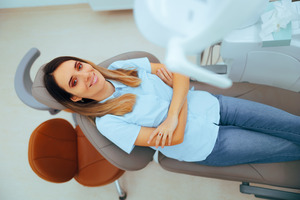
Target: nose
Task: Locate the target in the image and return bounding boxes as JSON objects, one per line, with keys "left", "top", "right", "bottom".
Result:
{"left": 78, "top": 71, "right": 91, "bottom": 85}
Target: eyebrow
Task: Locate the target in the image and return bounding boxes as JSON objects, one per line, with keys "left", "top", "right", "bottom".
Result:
{"left": 68, "top": 61, "right": 77, "bottom": 87}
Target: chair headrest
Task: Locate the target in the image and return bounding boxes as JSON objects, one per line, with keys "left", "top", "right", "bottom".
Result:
{"left": 32, "top": 65, "right": 67, "bottom": 110}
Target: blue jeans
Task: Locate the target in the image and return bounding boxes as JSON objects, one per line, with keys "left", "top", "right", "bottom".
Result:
{"left": 196, "top": 95, "right": 300, "bottom": 166}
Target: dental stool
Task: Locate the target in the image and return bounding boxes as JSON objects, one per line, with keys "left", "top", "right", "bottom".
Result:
{"left": 28, "top": 118, "right": 126, "bottom": 199}
{"left": 25, "top": 48, "right": 300, "bottom": 199}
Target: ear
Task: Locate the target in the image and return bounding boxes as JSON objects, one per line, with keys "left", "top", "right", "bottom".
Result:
{"left": 70, "top": 96, "right": 82, "bottom": 102}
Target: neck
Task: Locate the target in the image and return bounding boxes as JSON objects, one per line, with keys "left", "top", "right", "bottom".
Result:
{"left": 94, "top": 80, "right": 115, "bottom": 102}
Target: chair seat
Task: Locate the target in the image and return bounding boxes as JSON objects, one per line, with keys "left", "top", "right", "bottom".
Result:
{"left": 158, "top": 155, "right": 300, "bottom": 189}
{"left": 158, "top": 81, "right": 300, "bottom": 190}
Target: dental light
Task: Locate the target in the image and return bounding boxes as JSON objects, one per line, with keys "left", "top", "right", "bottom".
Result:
{"left": 134, "top": 0, "right": 268, "bottom": 88}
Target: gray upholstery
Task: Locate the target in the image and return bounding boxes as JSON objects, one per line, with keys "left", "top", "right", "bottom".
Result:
{"left": 32, "top": 63, "right": 66, "bottom": 111}
{"left": 76, "top": 114, "right": 155, "bottom": 171}
{"left": 31, "top": 50, "right": 300, "bottom": 198}
{"left": 159, "top": 81, "right": 300, "bottom": 189}
{"left": 14, "top": 48, "right": 59, "bottom": 114}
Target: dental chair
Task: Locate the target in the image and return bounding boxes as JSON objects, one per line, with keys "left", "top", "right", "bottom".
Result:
{"left": 18, "top": 48, "right": 300, "bottom": 199}
{"left": 28, "top": 118, "right": 126, "bottom": 199}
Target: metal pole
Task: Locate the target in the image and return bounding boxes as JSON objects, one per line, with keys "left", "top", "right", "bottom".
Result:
{"left": 114, "top": 180, "right": 127, "bottom": 200}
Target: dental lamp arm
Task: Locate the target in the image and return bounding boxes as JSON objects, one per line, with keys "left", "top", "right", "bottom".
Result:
{"left": 166, "top": 38, "right": 232, "bottom": 89}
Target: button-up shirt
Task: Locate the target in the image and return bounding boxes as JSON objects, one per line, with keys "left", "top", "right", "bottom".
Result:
{"left": 96, "top": 57, "right": 220, "bottom": 162}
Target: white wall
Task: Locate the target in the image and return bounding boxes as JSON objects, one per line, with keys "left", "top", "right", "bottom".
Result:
{"left": 0, "top": 0, "right": 87, "bottom": 9}
{"left": 88, "top": 0, "right": 134, "bottom": 11}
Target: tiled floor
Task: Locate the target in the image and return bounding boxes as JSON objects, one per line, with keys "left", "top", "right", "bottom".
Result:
{"left": 0, "top": 4, "right": 256, "bottom": 200}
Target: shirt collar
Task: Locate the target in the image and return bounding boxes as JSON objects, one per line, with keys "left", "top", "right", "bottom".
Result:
{"left": 109, "top": 79, "right": 127, "bottom": 89}
{"left": 99, "top": 80, "right": 126, "bottom": 103}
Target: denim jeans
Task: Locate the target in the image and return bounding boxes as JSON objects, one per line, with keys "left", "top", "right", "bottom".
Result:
{"left": 196, "top": 95, "right": 300, "bottom": 166}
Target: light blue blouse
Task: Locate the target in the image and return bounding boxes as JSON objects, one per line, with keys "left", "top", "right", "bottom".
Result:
{"left": 95, "top": 57, "right": 220, "bottom": 162}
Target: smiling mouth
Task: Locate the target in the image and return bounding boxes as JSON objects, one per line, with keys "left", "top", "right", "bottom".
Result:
{"left": 89, "top": 73, "right": 98, "bottom": 87}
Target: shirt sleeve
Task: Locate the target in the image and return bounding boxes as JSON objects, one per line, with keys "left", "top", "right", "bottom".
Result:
{"left": 95, "top": 114, "right": 141, "bottom": 154}
{"left": 108, "top": 57, "right": 151, "bottom": 73}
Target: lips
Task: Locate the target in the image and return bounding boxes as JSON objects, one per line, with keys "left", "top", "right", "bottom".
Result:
{"left": 89, "top": 73, "right": 98, "bottom": 87}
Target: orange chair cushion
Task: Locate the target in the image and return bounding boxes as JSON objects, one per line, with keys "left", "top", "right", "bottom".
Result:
{"left": 28, "top": 118, "right": 78, "bottom": 183}
{"left": 74, "top": 126, "right": 125, "bottom": 187}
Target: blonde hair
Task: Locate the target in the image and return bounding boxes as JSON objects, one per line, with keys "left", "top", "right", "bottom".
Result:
{"left": 44, "top": 56, "right": 141, "bottom": 120}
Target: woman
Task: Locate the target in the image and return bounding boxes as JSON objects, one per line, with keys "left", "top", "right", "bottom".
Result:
{"left": 44, "top": 56, "right": 300, "bottom": 166}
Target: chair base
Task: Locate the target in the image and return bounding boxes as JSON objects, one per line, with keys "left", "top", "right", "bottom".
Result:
{"left": 240, "top": 182, "right": 300, "bottom": 200}
{"left": 115, "top": 180, "right": 127, "bottom": 200}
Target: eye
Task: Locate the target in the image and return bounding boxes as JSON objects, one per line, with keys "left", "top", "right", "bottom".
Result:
{"left": 72, "top": 78, "right": 78, "bottom": 87}
{"left": 77, "top": 62, "right": 83, "bottom": 71}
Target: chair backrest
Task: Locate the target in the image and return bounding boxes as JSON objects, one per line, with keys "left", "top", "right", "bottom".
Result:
{"left": 74, "top": 124, "right": 125, "bottom": 186}
{"left": 28, "top": 118, "right": 125, "bottom": 187}
{"left": 31, "top": 51, "right": 159, "bottom": 171}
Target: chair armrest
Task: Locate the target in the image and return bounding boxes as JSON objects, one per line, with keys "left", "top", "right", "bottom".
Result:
{"left": 76, "top": 114, "right": 155, "bottom": 171}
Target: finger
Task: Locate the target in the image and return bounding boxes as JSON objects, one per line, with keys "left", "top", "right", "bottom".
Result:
{"left": 161, "top": 68, "right": 172, "bottom": 80}
{"left": 155, "top": 132, "right": 163, "bottom": 148}
{"left": 160, "top": 68, "right": 171, "bottom": 80}
{"left": 157, "top": 69, "right": 166, "bottom": 80}
{"left": 161, "top": 133, "right": 168, "bottom": 148}
{"left": 148, "top": 130, "right": 158, "bottom": 144}
{"left": 168, "top": 133, "right": 173, "bottom": 146}
{"left": 163, "top": 71, "right": 172, "bottom": 85}
{"left": 166, "top": 68, "right": 173, "bottom": 78}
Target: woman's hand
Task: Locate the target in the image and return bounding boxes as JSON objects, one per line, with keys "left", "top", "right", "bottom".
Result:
{"left": 147, "top": 115, "right": 178, "bottom": 148}
{"left": 156, "top": 67, "right": 173, "bottom": 87}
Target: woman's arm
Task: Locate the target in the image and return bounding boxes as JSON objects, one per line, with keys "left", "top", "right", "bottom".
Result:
{"left": 146, "top": 63, "right": 190, "bottom": 148}
{"left": 151, "top": 73, "right": 189, "bottom": 148}
{"left": 134, "top": 99, "right": 187, "bottom": 147}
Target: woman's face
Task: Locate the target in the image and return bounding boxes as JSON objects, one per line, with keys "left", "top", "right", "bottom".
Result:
{"left": 53, "top": 60, "right": 106, "bottom": 102}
